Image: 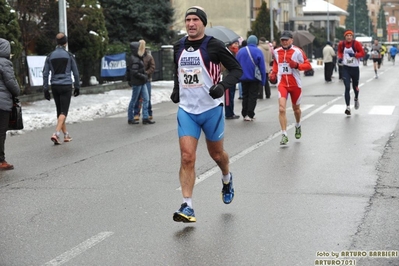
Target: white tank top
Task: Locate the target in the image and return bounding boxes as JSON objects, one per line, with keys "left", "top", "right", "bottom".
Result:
{"left": 178, "top": 44, "right": 222, "bottom": 114}
{"left": 343, "top": 46, "right": 360, "bottom": 67}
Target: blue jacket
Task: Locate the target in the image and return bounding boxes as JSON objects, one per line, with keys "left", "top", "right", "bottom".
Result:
{"left": 236, "top": 44, "right": 266, "bottom": 85}
{"left": 389, "top": 46, "right": 398, "bottom": 57}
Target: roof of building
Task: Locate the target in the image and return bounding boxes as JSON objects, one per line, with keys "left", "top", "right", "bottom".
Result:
{"left": 303, "top": 0, "right": 349, "bottom": 15}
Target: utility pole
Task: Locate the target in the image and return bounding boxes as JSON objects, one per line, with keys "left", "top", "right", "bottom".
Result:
{"left": 58, "top": 0, "right": 68, "bottom": 50}
{"left": 354, "top": 0, "right": 356, "bottom": 35}
{"left": 270, "top": 0, "right": 274, "bottom": 42}
{"left": 327, "top": 0, "right": 330, "bottom": 42}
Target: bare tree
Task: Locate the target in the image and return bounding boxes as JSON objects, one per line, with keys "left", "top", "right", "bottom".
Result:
{"left": 9, "top": 0, "right": 49, "bottom": 55}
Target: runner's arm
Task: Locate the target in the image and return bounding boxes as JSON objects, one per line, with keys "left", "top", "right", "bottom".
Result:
{"left": 208, "top": 39, "right": 242, "bottom": 89}
{"left": 297, "top": 49, "right": 312, "bottom": 71}
{"left": 354, "top": 41, "right": 365, "bottom": 59}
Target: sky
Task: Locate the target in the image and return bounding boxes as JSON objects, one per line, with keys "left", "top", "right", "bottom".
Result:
{"left": 10, "top": 62, "right": 323, "bottom": 135}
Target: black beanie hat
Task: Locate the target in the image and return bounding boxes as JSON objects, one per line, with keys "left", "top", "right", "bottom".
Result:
{"left": 185, "top": 6, "right": 207, "bottom": 26}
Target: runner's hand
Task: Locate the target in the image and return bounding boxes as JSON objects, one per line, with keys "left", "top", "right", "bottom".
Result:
{"left": 44, "top": 89, "right": 51, "bottom": 101}
{"left": 209, "top": 83, "right": 224, "bottom": 99}
{"left": 73, "top": 88, "right": 80, "bottom": 97}
{"left": 348, "top": 52, "right": 355, "bottom": 57}
{"left": 269, "top": 72, "right": 277, "bottom": 84}
{"left": 289, "top": 60, "right": 298, "bottom": 69}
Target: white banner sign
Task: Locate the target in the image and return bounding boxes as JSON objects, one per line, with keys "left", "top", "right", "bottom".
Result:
{"left": 27, "top": 56, "right": 47, "bottom": 86}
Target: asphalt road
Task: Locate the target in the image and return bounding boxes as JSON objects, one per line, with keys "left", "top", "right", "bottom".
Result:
{"left": 1, "top": 61, "right": 398, "bottom": 266}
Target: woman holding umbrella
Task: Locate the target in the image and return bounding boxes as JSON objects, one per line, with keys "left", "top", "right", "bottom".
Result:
{"left": 223, "top": 39, "right": 240, "bottom": 119}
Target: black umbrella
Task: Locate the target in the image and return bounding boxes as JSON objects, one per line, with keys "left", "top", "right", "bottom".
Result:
{"left": 292, "top": 31, "right": 315, "bottom": 47}
{"left": 205, "top": 26, "right": 240, "bottom": 45}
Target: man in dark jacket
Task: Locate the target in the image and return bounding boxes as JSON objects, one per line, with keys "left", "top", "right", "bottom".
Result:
{"left": 43, "top": 33, "right": 80, "bottom": 145}
{"left": 0, "top": 38, "right": 20, "bottom": 170}
{"left": 133, "top": 46, "right": 156, "bottom": 121}
{"left": 126, "top": 40, "right": 154, "bottom": 125}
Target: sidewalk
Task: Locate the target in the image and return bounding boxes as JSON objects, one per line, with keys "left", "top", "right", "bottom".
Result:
{"left": 16, "top": 80, "right": 173, "bottom": 132}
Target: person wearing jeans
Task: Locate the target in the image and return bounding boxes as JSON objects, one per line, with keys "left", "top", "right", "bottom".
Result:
{"left": 126, "top": 40, "right": 155, "bottom": 125}
{"left": 128, "top": 83, "right": 151, "bottom": 124}
{"left": 133, "top": 47, "right": 155, "bottom": 121}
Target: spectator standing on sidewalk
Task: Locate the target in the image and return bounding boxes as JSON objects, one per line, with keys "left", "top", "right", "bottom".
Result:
{"left": 237, "top": 40, "right": 247, "bottom": 100}
{"left": 126, "top": 40, "right": 155, "bottom": 125}
{"left": 257, "top": 37, "right": 273, "bottom": 98}
{"left": 322, "top": 41, "right": 335, "bottom": 83}
{"left": 236, "top": 35, "right": 266, "bottom": 121}
{"left": 42, "top": 33, "right": 80, "bottom": 145}
{"left": 223, "top": 39, "right": 240, "bottom": 119}
{"left": 0, "top": 38, "right": 20, "bottom": 170}
{"left": 133, "top": 45, "right": 156, "bottom": 121}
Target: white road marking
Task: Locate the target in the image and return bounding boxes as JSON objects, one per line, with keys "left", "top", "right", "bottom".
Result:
{"left": 287, "top": 104, "right": 314, "bottom": 113}
{"left": 324, "top": 105, "right": 396, "bottom": 115}
{"left": 324, "top": 104, "right": 350, "bottom": 114}
{"left": 43, "top": 231, "right": 114, "bottom": 266}
{"left": 369, "top": 105, "right": 396, "bottom": 115}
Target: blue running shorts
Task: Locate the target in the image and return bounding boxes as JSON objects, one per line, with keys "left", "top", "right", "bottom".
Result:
{"left": 177, "top": 106, "right": 225, "bottom": 141}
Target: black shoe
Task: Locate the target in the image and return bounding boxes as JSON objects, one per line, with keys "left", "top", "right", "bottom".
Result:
{"left": 266, "top": 95, "right": 271, "bottom": 99}
{"left": 142, "top": 119, "right": 155, "bottom": 125}
{"left": 128, "top": 120, "right": 139, "bottom": 124}
{"left": 226, "top": 115, "right": 240, "bottom": 120}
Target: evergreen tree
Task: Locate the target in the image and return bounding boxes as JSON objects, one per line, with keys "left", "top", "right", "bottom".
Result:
{"left": 345, "top": 0, "right": 370, "bottom": 36}
{"left": 376, "top": 5, "right": 387, "bottom": 41}
{"left": 98, "top": 0, "right": 174, "bottom": 45}
{"left": 35, "top": 1, "right": 58, "bottom": 55}
{"left": 36, "top": 0, "right": 109, "bottom": 86}
{"left": 248, "top": 1, "right": 278, "bottom": 41}
{"left": 10, "top": 0, "right": 44, "bottom": 56}
{"left": 0, "top": 0, "right": 22, "bottom": 57}
{"left": 68, "top": 0, "right": 109, "bottom": 86}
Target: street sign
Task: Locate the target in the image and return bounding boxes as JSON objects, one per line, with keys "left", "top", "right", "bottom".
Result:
{"left": 377, "top": 28, "right": 383, "bottom": 37}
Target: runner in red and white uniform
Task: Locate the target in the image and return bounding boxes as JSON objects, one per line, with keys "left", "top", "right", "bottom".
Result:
{"left": 269, "top": 31, "right": 312, "bottom": 145}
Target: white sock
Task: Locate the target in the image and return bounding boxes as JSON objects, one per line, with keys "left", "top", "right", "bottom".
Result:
{"left": 347, "top": 106, "right": 350, "bottom": 110}
{"left": 222, "top": 173, "right": 231, "bottom": 184}
{"left": 183, "top": 197, "right": 192, "bottom": 208}
{"left": 55, "top": 131, "right": 61, "bottom": 137}
{"left": 64, "top": 131, "right": 69, "bottom": 136}
{"left": 295, "top": 123, "right": 301, "bottom": 128}
{"left": 282, "top": 130, "right": 287, "bottom": 136}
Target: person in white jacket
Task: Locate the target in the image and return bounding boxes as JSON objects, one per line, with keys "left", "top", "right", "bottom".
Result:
{"left": 323, "top": 41, "right": 336, "bottom": 83}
